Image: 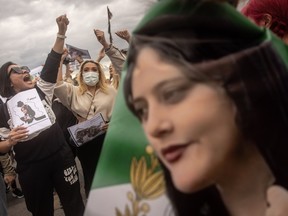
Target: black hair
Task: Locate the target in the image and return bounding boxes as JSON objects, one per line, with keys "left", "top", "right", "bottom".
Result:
{"left": 123, "top": 1, "right": 288, "bottom": 215}
{"left": 124, "top": 10, "right": 260, "bottom": 116}
{"left": 0, "top": 61, "right": 17, "bottom": 98}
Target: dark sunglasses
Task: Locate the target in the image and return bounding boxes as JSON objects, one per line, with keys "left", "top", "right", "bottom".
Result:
{"left": 8, "top": 66, "right": 30, "bottom": 77}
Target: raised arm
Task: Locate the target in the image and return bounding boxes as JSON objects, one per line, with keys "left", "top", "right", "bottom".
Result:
{"left": 94, "top": 29, "right": 126, "bottom": 75}
{"left": 57, "top": 49, "right": 68, "bottom": 83}
{"left": 94, "top": 29, "right": 110, "bottom": 51}
{"left": 96, "top": 47, "right": 106, "bottom": 63}
{"left": 38, "top": 14, "right": 70, "bottom": 101}
{"left": 53, "top": 15, "right": 69, "bottom": 54}
{"left": 115, "top": 29, "right": 131, "bottom": 44}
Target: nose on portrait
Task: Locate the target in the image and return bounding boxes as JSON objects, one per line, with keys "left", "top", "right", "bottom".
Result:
{"left": 145, "top": 108, "right": 172, "bottom": 138}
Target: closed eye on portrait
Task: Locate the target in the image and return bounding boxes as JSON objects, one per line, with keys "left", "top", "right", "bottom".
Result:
{"left": 157, "top": 78, "right": 194, "bottom": 104}
{"left": 160, "top": 84, "right": 191, "bottom": 104}
{"left": 132, "top": 79, "right": 195, "bottom": 122}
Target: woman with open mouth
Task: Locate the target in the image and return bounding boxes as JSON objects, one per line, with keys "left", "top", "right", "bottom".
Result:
{"left": 0, "top": 14, "right": 84, "bottom": 216}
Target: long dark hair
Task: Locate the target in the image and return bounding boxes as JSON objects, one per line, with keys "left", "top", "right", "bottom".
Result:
{"left": 123, "top": 1, "right": 288, "bottom": 215}
{"left": 0, "top": 61, "right": 17, "bottom": 98}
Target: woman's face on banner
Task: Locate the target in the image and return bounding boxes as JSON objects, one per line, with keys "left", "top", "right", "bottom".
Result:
{"left": 131, "top": 47, "right": 243, "bottom": 193}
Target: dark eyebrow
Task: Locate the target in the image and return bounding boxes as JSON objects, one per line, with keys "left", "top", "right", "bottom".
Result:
{"left": 153, "top": 77, "right": 188, "bottom": 93}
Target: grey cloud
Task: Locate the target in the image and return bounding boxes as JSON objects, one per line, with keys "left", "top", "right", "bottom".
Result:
{"left": 0, "top": 0, "right": 157, "bottom": 69}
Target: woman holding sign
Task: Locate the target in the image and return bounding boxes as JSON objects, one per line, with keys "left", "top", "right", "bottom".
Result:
{"left": 54, "top": 59, "right": 117, "bottom": 197}
{"left": 0, "top": 15, "right": 84, "bottom": 216}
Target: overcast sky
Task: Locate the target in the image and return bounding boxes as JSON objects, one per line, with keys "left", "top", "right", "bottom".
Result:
{"left": 0, "top": 0, "right": 156, "bottom": 70}
{"left": 0, "top": 0, "right": 249, "bottom": 72}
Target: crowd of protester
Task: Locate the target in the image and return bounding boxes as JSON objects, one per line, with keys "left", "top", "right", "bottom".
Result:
{"left": 1, "top": 0, "right": 288, "bottom": 215}
{"left": 0, "top": 9, "right": 129, "bottom": 215}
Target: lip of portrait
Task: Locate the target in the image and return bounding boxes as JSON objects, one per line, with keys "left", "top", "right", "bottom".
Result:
{"left": 131, "top": 47, "right": 242, "bottom": 193}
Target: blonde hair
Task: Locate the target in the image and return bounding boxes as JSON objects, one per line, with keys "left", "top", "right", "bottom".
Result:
{"left": 77, "top": 60, "right": 109, "bottom": 94}
{"left": 111, "top": 74, "right": 120, "bottom": 89}
{"left": 109, "top": 63, "right": 120, "bottom": 90}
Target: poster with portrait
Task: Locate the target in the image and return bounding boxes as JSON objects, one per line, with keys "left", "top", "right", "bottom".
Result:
{"left": 68, "top": 113, "right": 105, "bottom": 147}
{"left": 6, "top": 88, "right": 51, "bottom": 135}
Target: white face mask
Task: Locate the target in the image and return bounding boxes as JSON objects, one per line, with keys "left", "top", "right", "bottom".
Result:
{"left": 82, "top": 71, "right": 99, "bottom": 86}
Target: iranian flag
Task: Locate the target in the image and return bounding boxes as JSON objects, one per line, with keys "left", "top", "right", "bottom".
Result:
{"left": 84, "top": 76, "right": 173, "bottom": 215}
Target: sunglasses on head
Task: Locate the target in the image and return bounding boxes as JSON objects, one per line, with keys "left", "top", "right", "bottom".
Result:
{"left": 8, "top": 66, "right": 30, "bottom": 77}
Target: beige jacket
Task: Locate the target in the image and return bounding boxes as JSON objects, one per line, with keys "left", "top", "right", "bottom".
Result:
{"left": 54, "top": 82, "right": 117, "bottom": 123}
{"left": 106, "top": 45, "right": 126, "bottom": 75}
